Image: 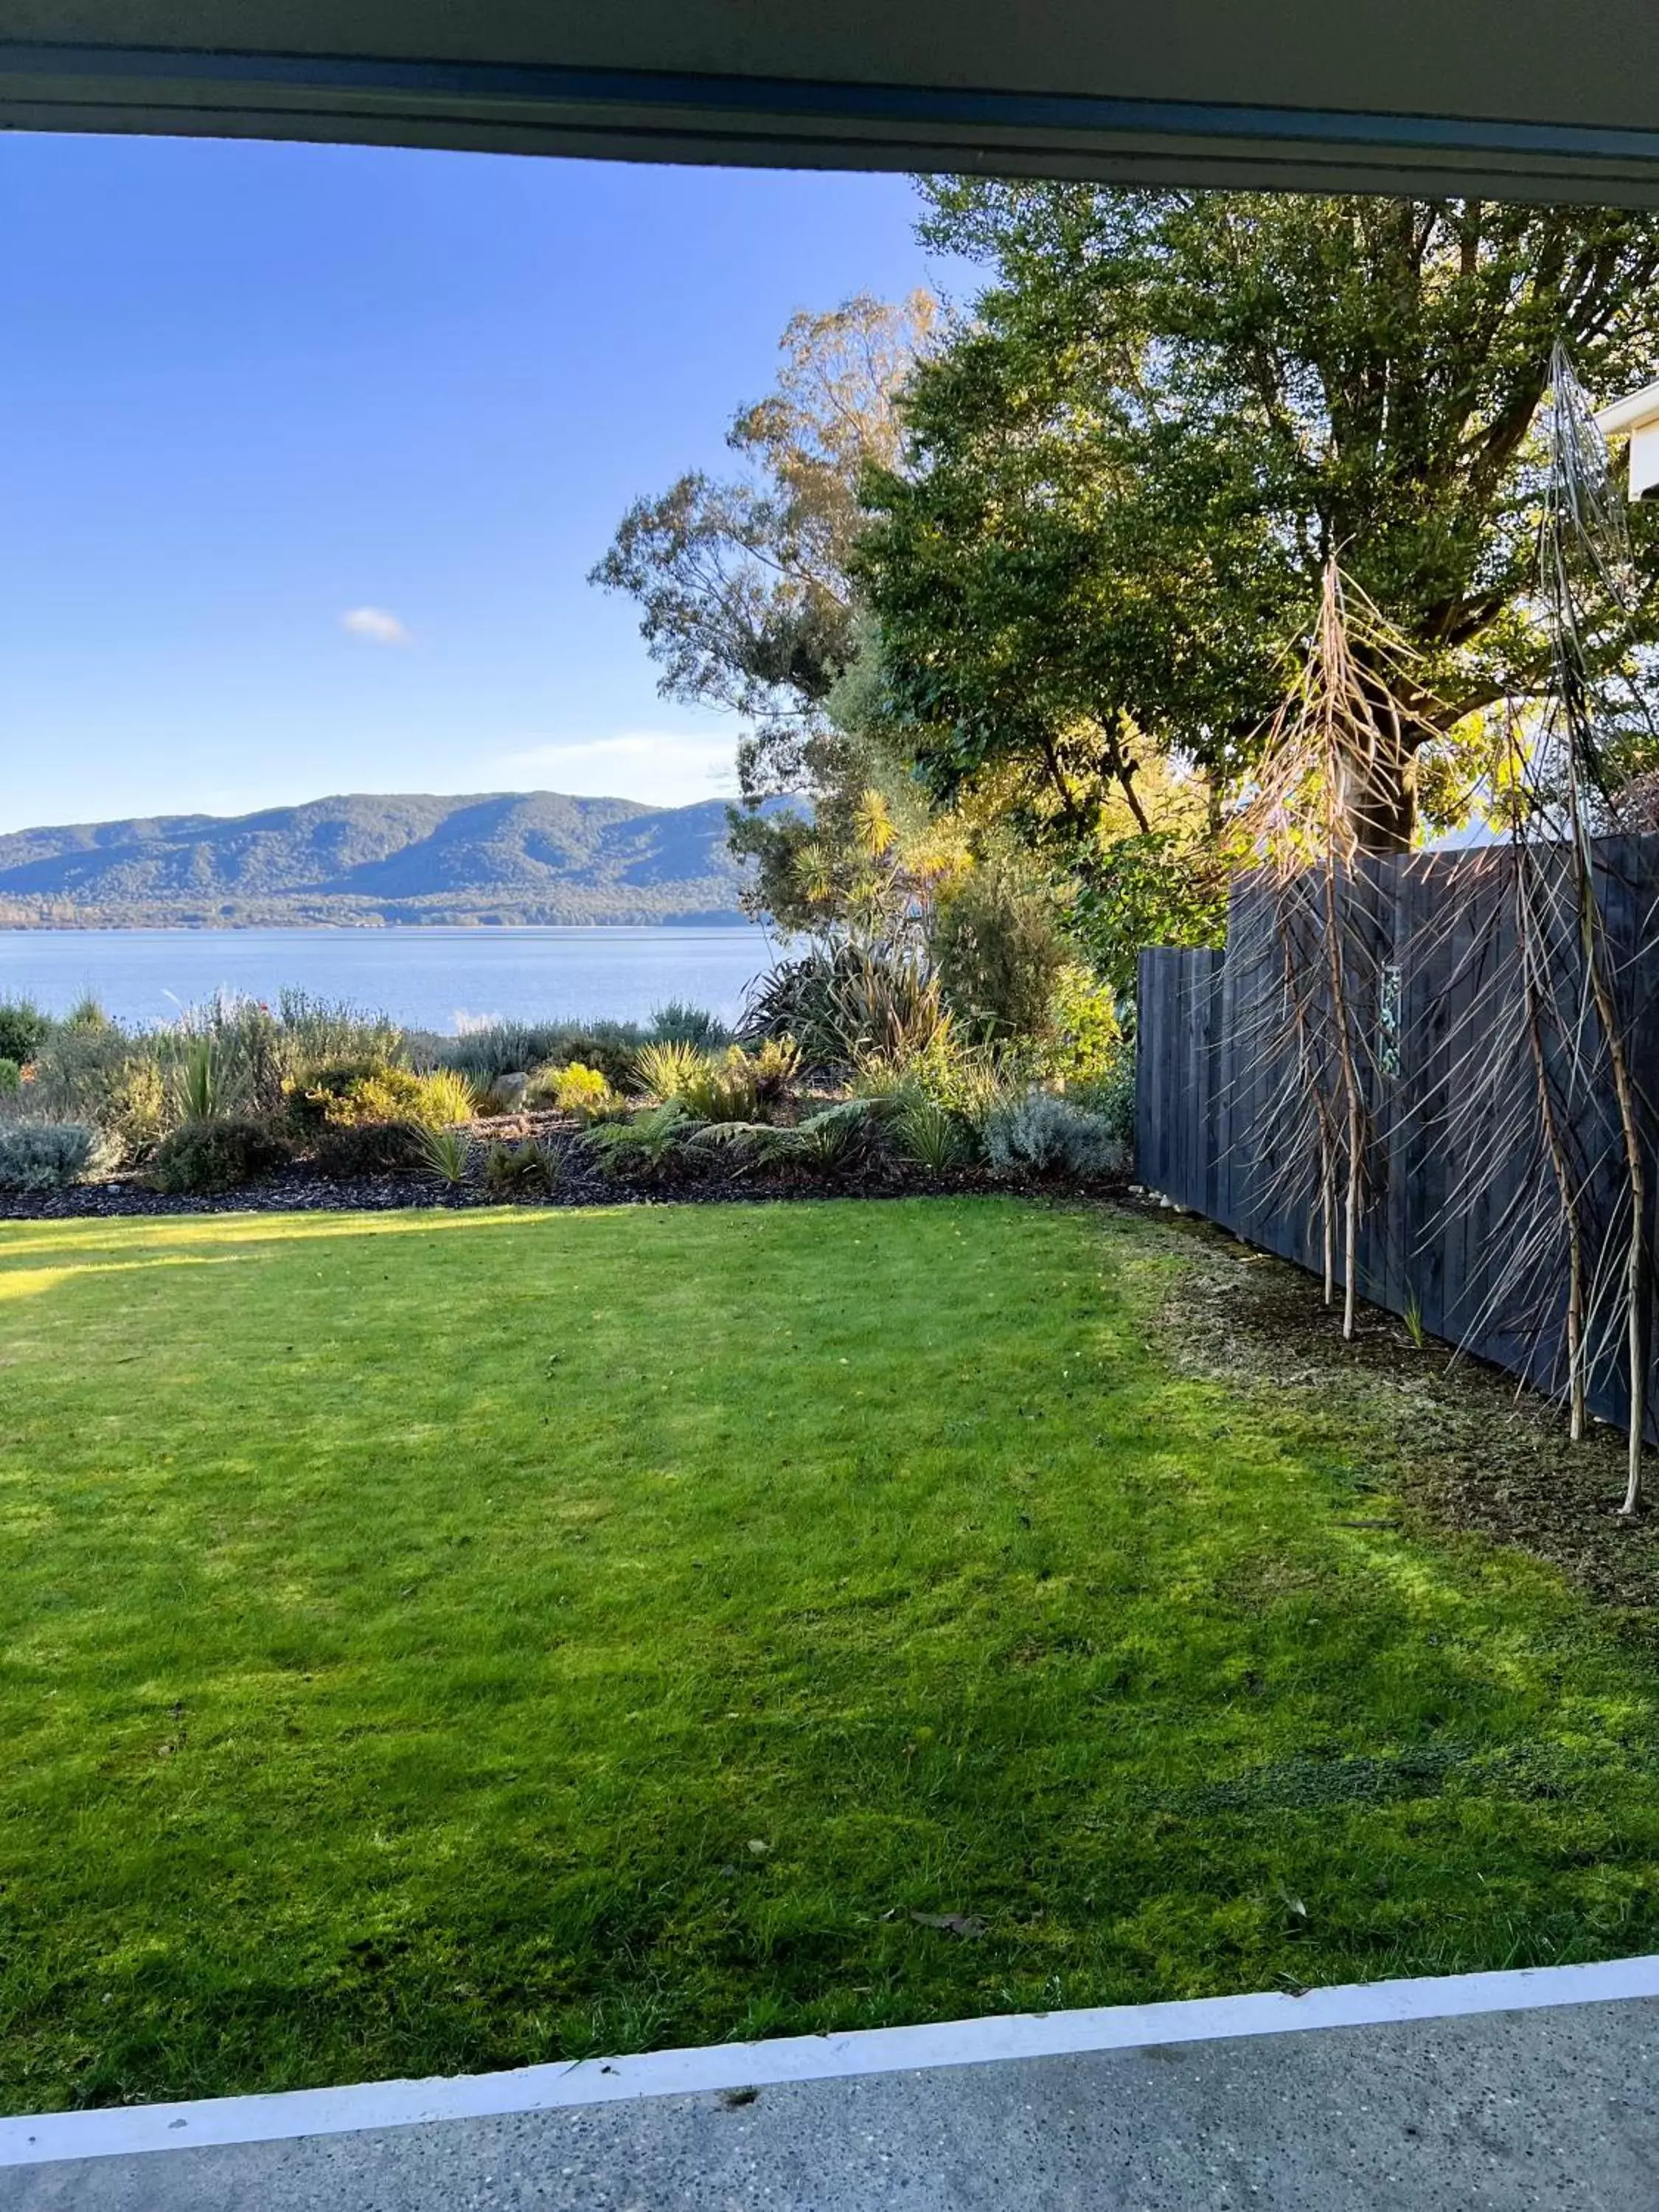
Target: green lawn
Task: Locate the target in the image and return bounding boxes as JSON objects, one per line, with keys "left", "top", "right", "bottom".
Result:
{"left": 2, "top": 1197, "right": 1658, "bottom": 2112}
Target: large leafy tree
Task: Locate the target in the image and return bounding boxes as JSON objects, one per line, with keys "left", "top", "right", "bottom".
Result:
{"left": 860, "top": 186, "right": 1659, "bottom": 869}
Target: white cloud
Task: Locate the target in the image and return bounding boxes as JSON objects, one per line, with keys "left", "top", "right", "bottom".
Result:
{"left": 497, "top": 731, "right": 740, "bottom": 807}
{"left": 341, "top": 605, "right": 412, "bottom": 647}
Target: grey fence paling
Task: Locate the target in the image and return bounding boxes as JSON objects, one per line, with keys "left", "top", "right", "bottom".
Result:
{"left": 1136, "top": 836, "right": 1659, "bottom": 1434}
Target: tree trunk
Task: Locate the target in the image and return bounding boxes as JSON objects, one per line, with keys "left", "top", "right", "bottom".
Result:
{"left": 1348, "top": 755, "right": 1416, "bottom": 851}
{"left": 1348, "top": 661, "right": 1419, "bottom": 852}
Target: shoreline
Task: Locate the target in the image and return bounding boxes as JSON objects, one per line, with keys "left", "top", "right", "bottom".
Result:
{"left": 0, "top": 919, "right": 759, "bottom": 934}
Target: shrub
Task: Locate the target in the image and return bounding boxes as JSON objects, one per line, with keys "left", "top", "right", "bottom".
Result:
{"left": 748, "top": 1034, "right": 800, "bottom": 1106}
{"left": 417, "top": 1126, "right": 474, "bottom": 1187}
{"left": 853, "top": 1033, "right": 1012, "bottom": 1132}
{"left": 0, "top": 999, "right": 51, "bottom": 1065}
{"left": 677, "top": 1053, "right": 757, "bottom": 1124}
{"left": 150, "top": 1116, "right": 288, "bottom": 1194}
{"left": 275, "top": 990, "right": 401, "bottom": 1077}
{"left": 439, "top": 1019, "right": 647, "bottom": 1091}
{"left": 1042, "top": 964, "right": 1125, "bottom": 1087}
{"left": 686, "top": 1049, "right": 771, "bottom": 1123}
{"left": 529, "top": 1062, "right": 622, "bottom": 1121}
{"left": 984, "top": 1090, "right": 1125, "bottom": 1179}
{"left": 1067, "top": 1060, "right": 1135, "bottom": 1149}
{"left": 932, "top": 858, "right": 1069, "bottom": 1046}
{"left": 483, "top": 1138, "right": 557, "bottom": 1197}
{"left": 305, "top": 1065, "right": 475, "bottom": 1132}
{"left": 0, "top": 1121, "right": 116, "bottom": 1191}
{"left": 0, "top": 1058, "right": 21, "bottom": 1096}
{"left": 310, "top": 1120, "right": 428, "bottom": 1178}
{"left": 650, "top": 1001, "right": 730, "bottom": 1050}
{"left": 284, "top": 1058, "right": 384, "bottom": 1131}
{"left": 633, "top": 1042, "right": 737, "bottom": 1121}
{"left": 63, "top": 994, "right": 111, "bottom": 1033}
{"left": 29, "top": 1026, "right": 167, "bottom": 1159}
{"left": 147, "top": 994, "right": 403, "bottom": 1128}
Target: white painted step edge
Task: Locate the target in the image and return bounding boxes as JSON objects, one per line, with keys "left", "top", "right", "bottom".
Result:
{"left": 4, "top": 1953, "right": 1658, "bottom": 2168}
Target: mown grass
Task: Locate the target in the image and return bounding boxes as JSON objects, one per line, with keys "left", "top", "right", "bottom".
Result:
{"left": 1, "top": 1197, "right": 1657, "bottom": 2112}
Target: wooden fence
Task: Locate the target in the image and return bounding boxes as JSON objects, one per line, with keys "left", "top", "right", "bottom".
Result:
{"left": 1136, "top": 837, "right": 1659, "bottom": 1432}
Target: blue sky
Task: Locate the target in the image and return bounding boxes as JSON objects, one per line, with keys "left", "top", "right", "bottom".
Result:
{"left": 0, "top": 136, "right": 947, "bottom": 834}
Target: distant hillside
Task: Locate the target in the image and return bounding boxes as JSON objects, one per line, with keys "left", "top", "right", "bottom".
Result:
{"left": 0, "top": 792, "right": 779, "bottom": 928}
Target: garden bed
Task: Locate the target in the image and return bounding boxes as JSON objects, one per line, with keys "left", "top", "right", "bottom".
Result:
{"left": 0, "top": 1111, "right": 1050, "bottom": 1219}
{"left": 0, "top": 984, "right": 1134, "bottom": 1214}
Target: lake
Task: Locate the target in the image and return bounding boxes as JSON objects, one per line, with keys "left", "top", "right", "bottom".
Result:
{"left": 0, "top": 927, "right": 779, "bottom": 1034}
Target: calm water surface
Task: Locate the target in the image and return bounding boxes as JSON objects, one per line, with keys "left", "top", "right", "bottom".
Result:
{"left": 0, "top": 927, "right": 776, "bottom": 1033}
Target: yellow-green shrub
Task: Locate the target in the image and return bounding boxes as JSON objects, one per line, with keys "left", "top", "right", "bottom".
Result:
{"left": 308, "top": 1064, "right": 475, "bottom": 1132}
{"left": 530, "top": 1062, "right": 622, "bottom": 1121}
{"left": 1041, "top": 964, "right": 1123, "bottom": 1085}
{"left": 636, "top": 1040, "right": 793, "bottom": 1124}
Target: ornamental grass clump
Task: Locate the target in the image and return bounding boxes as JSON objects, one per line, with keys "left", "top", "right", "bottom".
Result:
{"left": 170, "top": 1034, "right": 234, "bottom": 1125}
{"left": 740, "top": 942, "right": 949, "bottom": 1074}
{"left": 631, "top": 1039, "right": 703, "bottom": 1105}
{"left": 417, "top": 1126, "right": 474, "bottom": 1188}
{"left": 891, "top": 1094, "right": 976, "bottom": 1173}
{"left": 636, "top": 1038, "right": 799, "bottom": 1125}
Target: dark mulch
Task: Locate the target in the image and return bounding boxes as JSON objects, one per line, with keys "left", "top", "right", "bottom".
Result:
{"left": 0, "top": 1166, "right": 1009, "bottom": 1221}
{"left": 0, "top": 1113, "right": 1082, "bottom": 1221}
{"left": 1136, "top": 1199, "right": 1659, "bottom": 1620}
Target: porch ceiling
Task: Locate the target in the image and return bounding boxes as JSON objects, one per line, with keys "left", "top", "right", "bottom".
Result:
{"left": 7, "top": 1, "right": 1659, "bottom": 203}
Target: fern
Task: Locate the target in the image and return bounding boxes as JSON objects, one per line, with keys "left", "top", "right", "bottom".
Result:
{"left": 585, "top": 1103, "right": 698, "bottom": 1178}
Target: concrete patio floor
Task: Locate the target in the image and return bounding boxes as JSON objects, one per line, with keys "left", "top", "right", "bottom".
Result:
{"left": 4, "top": 1965, "right": 1657, "bottom": 2211}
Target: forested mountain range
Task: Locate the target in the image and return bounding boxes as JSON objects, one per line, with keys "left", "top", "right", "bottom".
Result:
{"left": 0, "top": 792, "right": 767, "bottom": 927}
